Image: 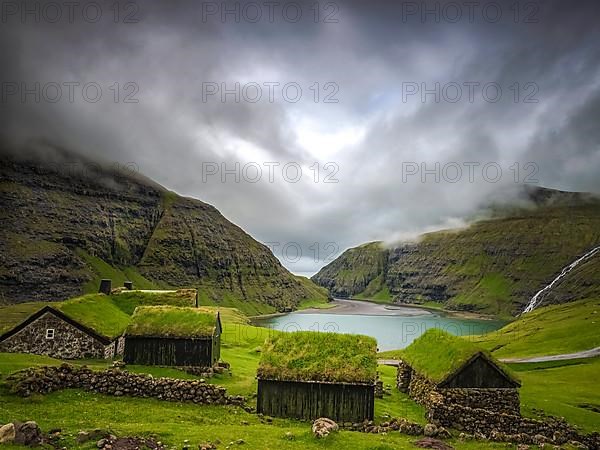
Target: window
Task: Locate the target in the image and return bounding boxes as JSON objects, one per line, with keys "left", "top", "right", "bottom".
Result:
{"left": 46, "top": 329, "right": 55, "bottom": 340}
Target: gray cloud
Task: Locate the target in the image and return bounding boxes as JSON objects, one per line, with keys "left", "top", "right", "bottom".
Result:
{"left": 1, "top": 0, "right": 599, "bottom": 275}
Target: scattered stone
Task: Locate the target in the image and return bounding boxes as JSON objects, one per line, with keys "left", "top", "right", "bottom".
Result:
{"left": 414, "top": 437, "right": 454, "bottom": 449}
{"left": 0, "top": 423, "right": 16, "bottom": 444}
{"left": 199, "top": 442, "right": 217, "bottom": 450}
{"left": 96, "top": 435, "right": 166, "bottom": 449}
{"left": 436, "top": 427, "right": 451, "bottom": 439}
{"left": 312, "top": 418, "right": 339, "bottom": 438}
{"left": 424, "top": 423, "right": 438, "bottom": 437}
{"left": 14, "top": 421, "right": 43, "bottom": 446}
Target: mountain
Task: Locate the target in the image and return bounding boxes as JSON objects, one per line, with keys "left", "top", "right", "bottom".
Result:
{"left": 312, "top": 187, "right": 600, "bottom": 317}
{"left": 0, "top": 148, "right": 327, "bottom": 313}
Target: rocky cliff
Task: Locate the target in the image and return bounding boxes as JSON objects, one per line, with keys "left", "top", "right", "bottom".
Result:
{"left": 312, "top": 188, "right": 600, "bottom": 317}
{"left": 0, "top": 152, "right": 325, "bottom": 312}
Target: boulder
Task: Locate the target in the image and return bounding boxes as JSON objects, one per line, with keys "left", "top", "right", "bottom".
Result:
{"left": 14, "top": 421, "right": 43, "bottom": 446}
{"left": 312, "top": 418, "right": 339, "bottom": 438}
{"left": 0, "top": 423, "right": 16, "bottom": 444}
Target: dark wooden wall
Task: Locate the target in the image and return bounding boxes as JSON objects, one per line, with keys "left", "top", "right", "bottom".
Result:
{"left": 212, "top": 333, "right": 220, "bottom": 362}
{"left": 123, "top": 337, "right": 216, "bottom": 366}
{"left": 257, "top": 379, "right": 375, "bottom": 422}
{"left": 442, "top": 355, "right": 517, "bottom": 388}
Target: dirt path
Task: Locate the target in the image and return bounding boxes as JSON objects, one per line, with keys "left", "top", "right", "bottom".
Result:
{"left": 498, "top": 347, "right": 600, "bottom": 363}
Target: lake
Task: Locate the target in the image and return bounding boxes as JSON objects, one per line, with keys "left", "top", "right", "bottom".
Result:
{"left": 253, "top": 299, "right": 506, "bottom": 351}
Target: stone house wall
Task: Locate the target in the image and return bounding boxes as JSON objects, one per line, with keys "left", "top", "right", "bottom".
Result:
{"left": 439, "top": 387, "right": 520, "bottom": 415}
{"left": 0, "top": 311, "right": 110, "bottom": 359}
{"left": 398, "top": 363, "right": 520, "bottom": 416}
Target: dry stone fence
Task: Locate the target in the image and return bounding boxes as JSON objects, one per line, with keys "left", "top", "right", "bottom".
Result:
{"left": 6, "top": 364, "right": 245, "bottom": 406}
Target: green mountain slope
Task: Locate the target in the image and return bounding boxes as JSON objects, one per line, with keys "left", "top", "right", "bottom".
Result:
{"left": 312, "top": 188, "right": 600, "bottom": 317}
{"left": 0, "top": 153, "right": 326, "bottom": 312}
{"left": 472, "top": 297, "right": 600, "bottom": 359}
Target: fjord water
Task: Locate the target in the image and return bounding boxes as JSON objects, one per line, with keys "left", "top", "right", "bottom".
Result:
{"left": 254, "top": 299, "right": 505, "bottom": 351}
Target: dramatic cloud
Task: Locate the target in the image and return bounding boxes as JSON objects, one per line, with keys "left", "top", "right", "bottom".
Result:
{"left": 1, "top": 0, "right": 599, "bottom": 276}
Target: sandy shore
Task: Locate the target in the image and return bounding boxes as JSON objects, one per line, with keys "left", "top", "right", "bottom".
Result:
{"left": 298, "top": 298, "right": 434, "bottom": 316}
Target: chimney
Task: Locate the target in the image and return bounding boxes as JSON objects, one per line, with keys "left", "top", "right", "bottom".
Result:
{"left": 99, "top": 279, "right": 112, "bottom": 295}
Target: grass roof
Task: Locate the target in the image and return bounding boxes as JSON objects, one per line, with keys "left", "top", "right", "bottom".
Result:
{"left": 257, "top": 331, "right": 378, "bottom": 384}
{"left": 56, "top": 294, "right": 131, "bottom": 340}
{"left": 111, "top": 289, "right": 197, "bottom": 315}
{"left": 400, "top": 329, "right": 518, "bottom": 385}
{"left": 125, "top": 306, "right": 218, "bottom": 338}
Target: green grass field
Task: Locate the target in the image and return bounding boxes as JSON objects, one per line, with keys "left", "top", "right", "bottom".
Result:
{"left": 510, "top": 358, "right": 600, "bottom": 433}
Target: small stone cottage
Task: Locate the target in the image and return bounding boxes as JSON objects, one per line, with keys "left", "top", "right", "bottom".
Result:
{"left": 123, "top": 306, "right": 222, "bottom": 367}
{"left": 0, "top": 304, "right": 126, "bottom": 360}
{"left": 257, "top": 331, "right": 378, "bottom": 422}
{"left": 397, "top": 329, "right": 521, "bottom": 428}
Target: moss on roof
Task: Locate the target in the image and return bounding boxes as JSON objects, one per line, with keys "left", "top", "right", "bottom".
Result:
{"left": 400, "top": 329, "right": 518, "bottom": 385}
{"left": 56, "top": 294, "right": 131, "bottom": 340}
{"left": 257, "top": 331, "right": 378, "bottom": 384}
{"left": 125, "top": 306, "right": 218, "bottom": 338}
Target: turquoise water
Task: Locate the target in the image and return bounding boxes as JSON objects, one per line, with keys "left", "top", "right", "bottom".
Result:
{"left": 253, "top": 300, "right": 505, "bottom": 351}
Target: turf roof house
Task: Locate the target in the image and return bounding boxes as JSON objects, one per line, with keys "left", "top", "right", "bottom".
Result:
{"left": 257, "top": 331, "right": 378, "bottom": 422}
{"left": 397, "top": 329, "right": 521, "bottom": 426}
{"left": 123, "top": 306, "right": 222, "bottom": 367}
{"left": 0, "top": 298, "right": 129, "bottom": 359}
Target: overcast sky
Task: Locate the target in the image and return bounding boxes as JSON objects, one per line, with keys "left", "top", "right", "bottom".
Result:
{"left": 1, "top": 0, "right": 600, "bottom": 276}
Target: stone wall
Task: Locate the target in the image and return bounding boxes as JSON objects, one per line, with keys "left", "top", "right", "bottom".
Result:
{"left": 6, "top": 364, "right": 245, "bottom": 406}
{"left": 428, "top": 402, "right": 600, "bottom": 448}
{"left": 396, "top": 360, "right": 412, "bottom": 393}
{"left": 406, "top": 370, "right": 437, "bottom": 407}
{"left": 0, "top": 312, "right": 110, "bottom": 359}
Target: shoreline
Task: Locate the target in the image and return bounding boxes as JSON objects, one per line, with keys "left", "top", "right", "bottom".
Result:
{"left": 346, "top": 296, "right": 503, "bottom": 321}
{"left": 250, "top": 297, "right": 506, "bottom": 322}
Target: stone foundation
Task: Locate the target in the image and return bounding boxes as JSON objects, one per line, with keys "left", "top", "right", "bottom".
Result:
{"left": 6, "top": 364, "right": 245, "bottom": 406}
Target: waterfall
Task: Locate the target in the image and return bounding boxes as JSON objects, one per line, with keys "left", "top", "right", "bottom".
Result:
{"left": 521, "top": 245, "right": 600, "bottom": 314}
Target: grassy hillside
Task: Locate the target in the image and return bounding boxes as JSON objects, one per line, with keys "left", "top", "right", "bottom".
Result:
{"left": 473, "top": 297, "right": 600, "bottom": 359}
{"left": 0, "top": 155, "right": 327, "bottom": 312}
{"left": 313, "top": 189, "right": 600, "bottom": 317}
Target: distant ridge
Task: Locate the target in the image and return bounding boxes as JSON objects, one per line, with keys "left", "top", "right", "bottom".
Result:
{"left": 312, "top": 186, "right": 600, "bottom": 317}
